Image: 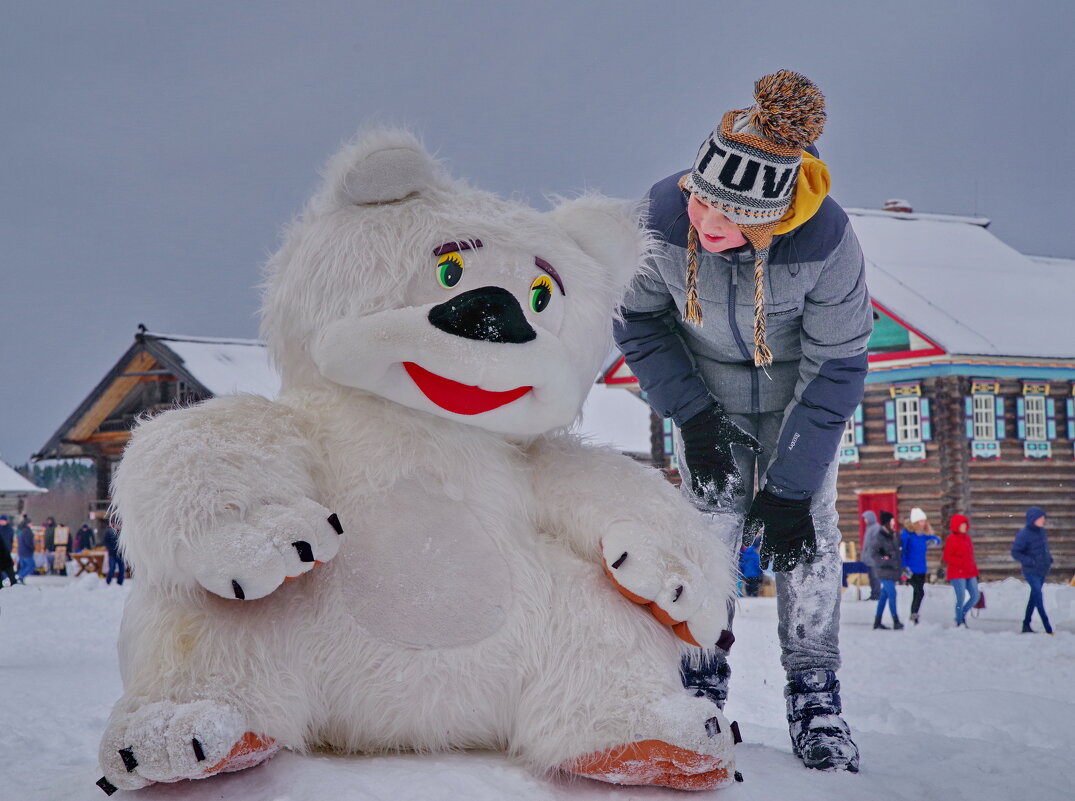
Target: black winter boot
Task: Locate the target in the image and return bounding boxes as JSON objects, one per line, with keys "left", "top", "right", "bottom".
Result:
{"left": 892, "top": 616, "right": 904, "bottom": 630}
{"left": 873, "top": 616, "right": 888, "bottom": 630}
{"left": 681, "top": 651, "right": 731, "bottom": 709}
{"left": 785, "top": 670, "right": 860, "bottom": 773}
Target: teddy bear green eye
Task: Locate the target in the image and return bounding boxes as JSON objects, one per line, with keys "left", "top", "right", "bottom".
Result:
{"left": 437, "top": 252, "right": 464, "bottom": 289}
{"left": 529, "top": 275, "right": 553, "bottom": 313}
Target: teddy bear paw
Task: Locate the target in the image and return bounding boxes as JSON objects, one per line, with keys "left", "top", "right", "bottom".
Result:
{"left": 97, "top": 699, "right": 279, "bottom": 793}
{"left": 601, "top": 523, "right": 730, "bottom": 648}
{"left": 191, "top": 498, "right": 343, "bottom": 601}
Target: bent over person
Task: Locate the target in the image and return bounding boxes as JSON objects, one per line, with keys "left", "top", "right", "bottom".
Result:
{"left": 613, "top": 71, "right": 872, "bottom": 772}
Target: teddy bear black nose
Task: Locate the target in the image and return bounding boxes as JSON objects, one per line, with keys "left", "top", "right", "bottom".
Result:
{"left": 428, "top": 286, "right": 537, "bottom": 344}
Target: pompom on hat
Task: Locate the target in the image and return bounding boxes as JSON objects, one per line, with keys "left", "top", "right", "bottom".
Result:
{"left": 680, "top": 70, "right": 828, "bottom": 366}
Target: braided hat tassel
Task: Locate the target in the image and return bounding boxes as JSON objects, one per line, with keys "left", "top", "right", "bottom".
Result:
{"left": 684, "top": 225, "right": 703, "bottom": 326}
{"left": 752, "top": 252, "right": 773, "bottom": 367}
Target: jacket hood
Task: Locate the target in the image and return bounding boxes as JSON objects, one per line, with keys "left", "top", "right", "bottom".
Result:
{"left": 862, "top": 510, "right": 877, "bottom": 525}
{"left": 1026, "top": 506, "right": 1046, "bottom": 527}
{"left": 949, "top": 514, "right": 969, "bottom": 535}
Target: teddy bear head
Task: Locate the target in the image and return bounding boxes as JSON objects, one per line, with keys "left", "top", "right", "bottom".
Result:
{"left": 261, "top": 129, "right": 645, "bottom": 437}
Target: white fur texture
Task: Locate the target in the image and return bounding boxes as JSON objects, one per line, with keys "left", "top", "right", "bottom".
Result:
{"left": 102, "top": 130, "right": 737, "bottom": 790}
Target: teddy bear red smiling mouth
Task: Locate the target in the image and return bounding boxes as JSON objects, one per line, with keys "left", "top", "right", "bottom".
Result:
{"left": 402, "top": 361, "right": 532, "bottom": 415}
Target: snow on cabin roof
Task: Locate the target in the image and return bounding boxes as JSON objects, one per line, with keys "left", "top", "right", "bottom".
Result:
{"left": 846, "top": 209, "right": 1075, "bottom": 359}
{"left": 144, "top": 332, "right": 281, "bottom": 399}
{"left": 576, "top": 384, "right": 652, "bottom": 455}
{"left": 0, "top": 460, "right": 46, "bottom": 494}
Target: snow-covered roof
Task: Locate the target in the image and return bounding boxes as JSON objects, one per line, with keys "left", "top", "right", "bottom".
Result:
{"left": 146, "top": 332, "right": 281, "bottom": 399}
{"left": 847, "top": 209, "right": 1075, "bottom": 359}
{"left": 0, "top": 460, "right": 46, "bottom": 495}
{"left": 576, "top": 384, "right": 652, "bottom": 455}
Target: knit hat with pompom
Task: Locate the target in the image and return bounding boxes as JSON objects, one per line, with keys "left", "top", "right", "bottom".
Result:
{"left": 680, "top": 70, "right": 826, "bottom": 366}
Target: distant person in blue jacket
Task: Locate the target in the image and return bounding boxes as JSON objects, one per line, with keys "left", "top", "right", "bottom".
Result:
{"left": 16, "top": 517, "right": 36, "bottom": 582}
{"left": 1011, "top": 506, "right": 1053, "bottom": 634}
{"left": 739, "top": 537, "right": 763, "bottom": 597}
{"left": 901, "top": 508, "right": 941, "bottom": 624}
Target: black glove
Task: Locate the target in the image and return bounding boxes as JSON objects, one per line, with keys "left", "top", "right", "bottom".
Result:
{"left": 743, "top": 488, "right": 817, "bottom": 572}
{"left": 935, "top": 566, "right": 946, "bottom": 581}
{"left": 678, "top": 404, "right": 761, "bottom": 503}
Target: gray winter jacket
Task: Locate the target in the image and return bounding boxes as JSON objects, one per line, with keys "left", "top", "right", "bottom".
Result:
{"left": 613, "top": 171, "right": 873, "bottom": 498}
{"left": 860, "top": 511, "right": 882, "bottom": 567}
{"left": 865, "top": 527, "right": 902, "bottom": 581}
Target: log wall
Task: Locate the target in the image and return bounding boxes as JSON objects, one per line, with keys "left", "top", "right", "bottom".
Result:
{"left": 836, "top": 376, "right": 1074, "bottom": 582}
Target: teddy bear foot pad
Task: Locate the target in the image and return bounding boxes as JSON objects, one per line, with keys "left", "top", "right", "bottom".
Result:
{"left": 565, "top": 739, "right": 732, "bottom": 791}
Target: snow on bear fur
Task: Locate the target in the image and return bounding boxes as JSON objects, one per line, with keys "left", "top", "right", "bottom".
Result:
{"left": 97, "top": 130, "right": 739, "bottom": 794}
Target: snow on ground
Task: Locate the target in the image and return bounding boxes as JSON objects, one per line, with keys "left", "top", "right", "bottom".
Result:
{"left": 3, "top": 574, "right": 1073, "bottom": 801}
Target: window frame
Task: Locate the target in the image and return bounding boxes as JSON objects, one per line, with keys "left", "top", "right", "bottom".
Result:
{"left": 972, "top": 394, "right": 997, "bottom": 441}
{"left": 1024, "top": 394, "right": 1048, "bottom": 442}
{"left": 895, "top": 396, "right": 921, "bottom": 443}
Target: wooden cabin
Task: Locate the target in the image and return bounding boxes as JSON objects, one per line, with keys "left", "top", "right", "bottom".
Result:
{"left": 602, "top": 203, "right": 1075, "bottom": 581}
{"left": 34, "top": 327, "right": 280, "bottom": 522}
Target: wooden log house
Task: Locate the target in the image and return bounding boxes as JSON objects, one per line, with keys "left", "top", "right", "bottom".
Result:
{"left": 34, "top": 327, "right": 281, "bottom": 524}
{"left": 602, "top": 202, "right": 1075, "bottom": 582}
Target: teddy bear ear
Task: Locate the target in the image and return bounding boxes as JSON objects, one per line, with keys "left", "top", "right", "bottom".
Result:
{"left": 548, "top": 195, "right": 646, "bottom": 289}
{"left": 322, "top": 129, "right": 441, "bottom": 208}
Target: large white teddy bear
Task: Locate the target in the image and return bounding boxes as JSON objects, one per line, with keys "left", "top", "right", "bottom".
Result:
{"left": 97, "top": 130, "right": 740, "bottom": 794}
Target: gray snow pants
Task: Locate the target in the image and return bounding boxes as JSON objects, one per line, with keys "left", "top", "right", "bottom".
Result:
{"left": 676, "top": 410, "right": 844, "bottom": 679}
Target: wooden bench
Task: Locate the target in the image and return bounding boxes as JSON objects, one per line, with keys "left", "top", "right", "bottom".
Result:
{"left": 71, "top": 549, "right": 107, "bottom": 577}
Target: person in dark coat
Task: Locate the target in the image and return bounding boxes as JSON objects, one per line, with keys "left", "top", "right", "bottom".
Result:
{"left": 866, "top": 511, "right": 903, "bottom": 630}
{"left": 860, "top": 510, "right": 882, "bottom": 601}
{"left": 103, "top": 522, "right": 125, "bottom": 586}
{"left": 0, "top": 515, "right": 13, "bottom": 554}
{"left": 43, "top": 516, "right": 58, "bottom": 574}
{"left": 0, "top": 515, "right": 16, "bottom": 587}
{"left": 1011, "top": 506, "right": 1053, "bottom": 634}
{"left": 16, "top": 517, "right": 36, "bottom": 582}
{"left": 73, "top": 523, "right": 95, "bottom": 552}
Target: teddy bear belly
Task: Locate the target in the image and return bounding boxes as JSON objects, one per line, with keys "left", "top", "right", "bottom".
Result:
{"left": 330, "top": 491, "right": 516, "bottom": 650}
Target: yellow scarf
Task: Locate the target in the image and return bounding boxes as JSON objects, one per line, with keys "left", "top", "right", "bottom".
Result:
{"left": 773, "top": 151, "right": 830, "bottom": 235}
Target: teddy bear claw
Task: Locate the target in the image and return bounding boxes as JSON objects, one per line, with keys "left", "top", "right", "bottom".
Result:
{"left": 190, "top": 499, "right": 340, "bottom": 601}
{"left": 98, "top": 700, "right": 278, "bottom": 791}
{"left": 600, "top": 524, "right": 728, "bottom": 648}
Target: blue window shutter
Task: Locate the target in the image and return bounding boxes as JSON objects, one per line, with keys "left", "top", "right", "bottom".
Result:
{"left": 884, "top": 399, "right": 896, "bottom": 443}
{"left": 1068, "top": 399, "right": 1074, "bottom": 440}
{"left": 854, "top": 404, "right": 865, "bottom": 445}
{"left": 995, "top": 396, "right": 1006, "bottom": 440}
{"left": 964, "top": 397, "right": 974, "bottom": 439}
{"left": 920, "top": 398, "right": 932, "bottom": 441}
{"left": 1046, "top": 398, "right": 1057, "bottom": 440}
{"left": 1016, "top": 396, "right": 1026, "bottom": 440}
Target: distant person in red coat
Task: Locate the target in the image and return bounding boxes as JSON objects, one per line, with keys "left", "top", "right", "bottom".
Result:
{"left": 940, "top": 514, "right": 979, "bottom": 627}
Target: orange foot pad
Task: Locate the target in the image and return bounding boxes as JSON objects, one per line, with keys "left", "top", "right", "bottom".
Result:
{"left": 566, "top": 739, "right": 730, "bottom": 791}
{"left": 205, "top": 732, "right": 280, "bottom": 777}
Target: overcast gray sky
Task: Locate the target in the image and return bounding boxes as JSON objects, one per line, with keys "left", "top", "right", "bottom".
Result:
{"left": 2, "top": 0, "right": 1073, "bottom": 466}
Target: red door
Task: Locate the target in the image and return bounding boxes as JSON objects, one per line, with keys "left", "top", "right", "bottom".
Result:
{"left": 857, "top": 490, "right": 899, "bottom": 550}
